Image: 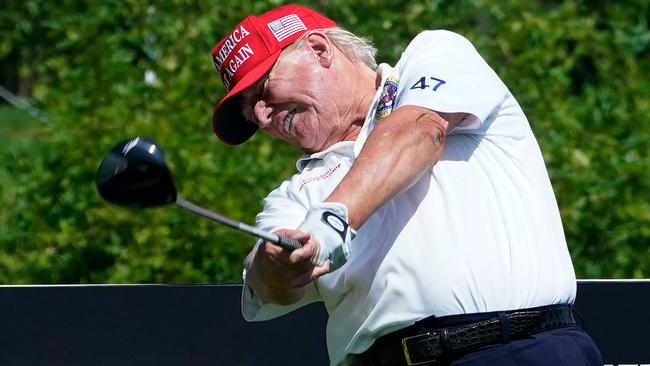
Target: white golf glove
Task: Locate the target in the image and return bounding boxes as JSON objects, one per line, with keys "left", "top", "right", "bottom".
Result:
{"left": 297, "top": 202, "right": 356, "bottom": 271}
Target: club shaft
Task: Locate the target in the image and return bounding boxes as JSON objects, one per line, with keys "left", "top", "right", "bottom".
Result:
{"left": 175, "top": 197, "right": 300, "bottom": 250}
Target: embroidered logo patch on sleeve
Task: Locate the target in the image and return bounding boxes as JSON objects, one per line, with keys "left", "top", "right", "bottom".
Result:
{"left": 375, "top": 76, "right": 399, "bottom": 119}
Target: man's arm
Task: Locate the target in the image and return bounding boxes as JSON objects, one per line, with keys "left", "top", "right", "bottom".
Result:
{"left": 328, "top": 105, "right": 465, "bottom": 229}
{"left": 245, "top": 106, "right": 464, "bottom": 304}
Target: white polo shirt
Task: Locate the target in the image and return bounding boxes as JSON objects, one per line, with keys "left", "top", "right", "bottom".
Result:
{"left": 242, "top": 30, "right": 576, "bottom": 366}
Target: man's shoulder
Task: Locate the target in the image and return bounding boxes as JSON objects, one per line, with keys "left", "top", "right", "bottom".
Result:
{"left": 408, "top": 30, "right": 471, "bottom": 46}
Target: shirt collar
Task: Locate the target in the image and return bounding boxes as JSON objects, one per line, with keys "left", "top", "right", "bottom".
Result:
{"left": 352, "top": 63, "right": 395, "bottom": 157}
{"left": 295, "top": 141, "right": 356, "bottom": 172}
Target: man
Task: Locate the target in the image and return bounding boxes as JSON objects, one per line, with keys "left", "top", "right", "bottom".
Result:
{"left": 210, "top": 4, "right": 602, "bottom": 366}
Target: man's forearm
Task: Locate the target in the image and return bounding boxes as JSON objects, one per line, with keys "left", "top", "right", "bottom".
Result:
{"left": 327, "top": 107, "right": 461, "bottom": 229}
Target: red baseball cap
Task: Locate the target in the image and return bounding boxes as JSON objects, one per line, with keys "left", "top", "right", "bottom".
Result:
{"left": 211, "top": 4, "right": 337, "bottom": 145}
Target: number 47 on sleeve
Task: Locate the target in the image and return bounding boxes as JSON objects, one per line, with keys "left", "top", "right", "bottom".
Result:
{"left": 410, "top": 76, "right": 446, "bottom": 91}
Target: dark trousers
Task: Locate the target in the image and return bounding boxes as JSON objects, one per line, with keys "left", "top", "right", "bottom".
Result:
{"left": 447, "top": 326, "right": 602, "bottom": 366}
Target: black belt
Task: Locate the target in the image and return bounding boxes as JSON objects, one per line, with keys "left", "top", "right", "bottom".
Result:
{"left": 358, "top": 304, "right": 576, "bottom": 366}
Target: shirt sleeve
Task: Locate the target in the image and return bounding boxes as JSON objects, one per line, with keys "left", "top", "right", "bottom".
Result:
{"left": 241, "top": 266, "right": 322, "bottom": 321}
{"left": 241, "top": 181, "right": 322, "bottom": 322}
{"left": 395, "top": 30, "right": 509, "bottom": 130}
{"left": 255, "top": 180, "right": 309, "bottom": 234}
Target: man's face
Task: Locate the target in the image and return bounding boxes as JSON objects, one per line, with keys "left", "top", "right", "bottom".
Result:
{"left": 240, "top": 40, "right": 344, "bottom": 153}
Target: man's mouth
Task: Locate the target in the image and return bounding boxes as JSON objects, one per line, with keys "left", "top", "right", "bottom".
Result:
{"left": 283, "top": 109, "right": 296, "bottom": 134}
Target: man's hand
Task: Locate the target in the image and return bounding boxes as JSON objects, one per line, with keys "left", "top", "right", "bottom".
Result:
{"left": 245, "top": 229, "right": 330, "bottom": 305}
{"left": 297, "top": 202, "right": 356, "bottom": 271}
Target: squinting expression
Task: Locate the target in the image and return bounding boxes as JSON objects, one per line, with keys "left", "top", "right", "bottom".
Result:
{"left": 240, "top": 45, "right": 343, "bottom": 153}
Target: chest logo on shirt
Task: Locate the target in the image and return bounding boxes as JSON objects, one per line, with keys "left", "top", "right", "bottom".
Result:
{"left": 299, "top": 162, "right": 342, "bottom": 191}
{"left": 375, "top": 76, "right": 399, "bottom": 120}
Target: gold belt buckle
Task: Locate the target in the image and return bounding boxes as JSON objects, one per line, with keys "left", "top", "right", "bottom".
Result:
{"left": 401, "top": 332, "right": 437, "bottom": 365}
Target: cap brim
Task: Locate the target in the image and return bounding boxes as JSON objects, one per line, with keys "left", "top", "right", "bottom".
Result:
{"left": 212, "top": 50, "right": 282, "bottom": 145}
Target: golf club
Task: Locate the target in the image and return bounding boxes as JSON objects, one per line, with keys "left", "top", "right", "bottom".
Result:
{"left": 95, "top": 136, "right": 301, "bottom": 251}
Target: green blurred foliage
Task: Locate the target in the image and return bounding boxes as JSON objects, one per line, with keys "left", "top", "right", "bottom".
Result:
{"left": 0, "top": 0, "right": 648, "bottom": 283}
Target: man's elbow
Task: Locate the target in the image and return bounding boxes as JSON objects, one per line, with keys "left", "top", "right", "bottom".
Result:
{"left": 415, "top": 110, "right": 449, "bottom": 151}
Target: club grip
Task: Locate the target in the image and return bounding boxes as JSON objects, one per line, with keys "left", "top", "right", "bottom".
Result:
{"left": 276, "top": 236, "right": 302, "bottom": 251}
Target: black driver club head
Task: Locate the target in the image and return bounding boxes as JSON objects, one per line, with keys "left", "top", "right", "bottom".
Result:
{"left": 96, "top": 137, "right": 177, "bottom": 208}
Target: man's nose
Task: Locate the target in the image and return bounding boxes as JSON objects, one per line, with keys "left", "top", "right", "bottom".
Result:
{"left": 253, "top": 99, "right": 273, "bottom": 128}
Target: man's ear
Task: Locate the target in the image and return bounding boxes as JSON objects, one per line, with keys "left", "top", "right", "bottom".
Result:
{"left": 305, "top": 31, "right": 333, "bottom": 68}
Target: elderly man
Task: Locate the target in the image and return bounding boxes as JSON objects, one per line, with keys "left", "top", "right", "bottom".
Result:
{"left": 210, "top": 4, "right": 602, "bottom": 366}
